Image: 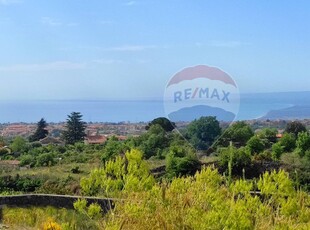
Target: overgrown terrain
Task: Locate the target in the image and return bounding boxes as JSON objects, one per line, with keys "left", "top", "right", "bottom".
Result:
{"left": 1, "top": 116, "right": 310, "bottom": 229}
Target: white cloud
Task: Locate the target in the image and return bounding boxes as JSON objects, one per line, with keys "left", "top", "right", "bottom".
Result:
{"left": 0, "top": 0, "right": 22, "bottom": 5}
{"left": 107, "top": 45, "right": 157, "bottom": 51}
{"left": 98, "top": 20, "right": 114, "bottom": 25}
{"left": 41, "top": 17, "right": 78, "bottom": 27}
{"left": 0, "top": 61, "right": 86, "bottom": 72}
{"left": 92, "top": 59, "right": 124, "bottom": 65}
{"left": 66, "top": 22, "right": 79, "bottom": 27}
{"left": 124, "top": 1, "right": 137, "bottom": 6}
{"left": 41, "top": 17, "right": 62, "bottom": 26}
{"left": 209, "top": 41, "right": 249, "bottom": 48}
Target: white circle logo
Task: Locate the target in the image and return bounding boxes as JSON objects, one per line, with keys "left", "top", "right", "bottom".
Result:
{"left": 164, "top": 65, "right": 240, "bottom": 123}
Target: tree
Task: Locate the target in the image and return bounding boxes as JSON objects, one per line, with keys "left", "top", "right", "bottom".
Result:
{"left": 220, "top": 121, "right": 254, "bottom": 147}
{"left": 29, "top": 118, "right": 48, "bottom": 142}
{"left": 257, "top": 128, "right": 278, "bottom": 145}
{"left": 166, "top": 145, "right": 200, "bottom": 177}
{"left": 246, "top": 136, "right": 265, "bottom": 155}
{"left": 296, "top": 131, "right": 310, "bottom": 157}
{"left": 271, "top": 142, "right": 284, "bottom": 160}
{"left": 219, "top": 146, "right": 252, "bottom": 174}
{"left": 278, "top": 133, "right": 296, "bottom": 152}
{"left": 145, "top": 117, "right": 175, "bottom": 132}
{"left": 285, "top": 121, "right": 307, "bottom": 137}
{"left": 185, "top": 116, "right": 221, "bottom": 150}
{"left": 10, "top": 136, "right": 28, "bottom": 153}
{"left": 62, "top": 112, "right": 86, "bottom": 145}
{"left": 139, "top": 124, "right": 170, "bottom": 159}
{"left": 101, "top": 137, "right": 129, "bottom": 162}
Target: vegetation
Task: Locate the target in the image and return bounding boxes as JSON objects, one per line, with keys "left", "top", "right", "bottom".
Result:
{"left": 285, "top": 120, "right": 307, "bottom": 136}
{"left": 1, "top": 115, "right": 310, "bottom": 229}
{"left": 220, "top": 121, "right": 254, "bottom": 147}
{"left": 29, "top": 118, "right": 48, "bottom": 142}
{"left": 3, "top": 164, "right": 310, "bottom": 229}
{"left": 185, "top": 116, "right": 221, "bottom": 150}
{"left": 61, "top": 112, "right": 86, "bottom": 145}
{"left": 145, "top": 117, "right": 175, "bottom": 132}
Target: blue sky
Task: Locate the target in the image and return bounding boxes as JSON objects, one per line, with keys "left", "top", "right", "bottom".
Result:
{"left": 0, "top": 0, "right": 309, "bottom": 100}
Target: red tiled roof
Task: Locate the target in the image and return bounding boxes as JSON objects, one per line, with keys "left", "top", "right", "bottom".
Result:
{"left": 85, "top": 135, "right": 107, "bottom": 144}
{"left": 276, "top": 133, "right": 283, "bottom": 138}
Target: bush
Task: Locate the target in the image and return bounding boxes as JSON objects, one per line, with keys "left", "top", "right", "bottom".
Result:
{"left": 296, "top": 131, "right": 310, "bottom": 157}
{"left": 271, "top": 142, "right": 284, "bottom": 160}
{"left": 10, "top": 136, "right": 28, "bottom": 153}
{"left": 246, "top": 136, "right": 265, "bottom": 155}
{"left": 101, "top": 138, "right": 126, "bottom": 162}
{"left": 278, "top": 133, "right": 296, "bottom": 152}
{"left": 19, "top": 154, "right": 36, "bottom": 167}
{"left": 0, "top": 148, "right": 9, "bottom": 156}
{"left": 220, "top": 121, "right": 254, "bottom": 147}
{"left": 253, "top": 150, "right": 273, "bottom": 162}
{"left": 219, "top": 146, "right": 252, "bottom": 174}
{"left": 80, "top": 149, "right": 155, "bottom": 197}
{"left": 36, "top": 153, "right": 56, "bottom": 167}
{"left": 165, "top": 145, "right": 200, "bottom": 178}
{"left": 0, "top": 175, "right": 42, "bottom": 192}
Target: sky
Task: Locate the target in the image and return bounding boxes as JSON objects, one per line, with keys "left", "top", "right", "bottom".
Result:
{"left": 0, "top": 0, "right": 310, "bottom": 100}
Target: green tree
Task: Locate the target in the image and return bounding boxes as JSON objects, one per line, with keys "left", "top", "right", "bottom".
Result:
{"left": 296, "top": 131, "right": 310, "bottom": 157}
{"left": 62, "top": 112, "right": 86, "bottom": 145}
{"left": 102, "top": 136, "right": 128, "bottom": 162}
{"left": 29, "top": 118, "right": 48, "bottom": 142}
{"left": 220, "top": 121, "right": 254, "bottom": 147}
{"left": 145, "top": 117, "right": 175, "bottom": 132}
{"left": 138, "top": 124, "right": 170, "bottom": 159}
{"left": 36, "top": 152, "right": 56, "bottom": 167}
{"left": 219, "top": 146, "right": 252, "bottom": 175}
{"left": 257, "top": 128, "right": 278, "bottom": 146}
{"left": 10, "top": 136, "right": 28, "bottom": 153}
{"left": 185, "top": 116, "right": 221, "bottom": 150}
{"left": 166, "top": 145, "right": 200, "bottom": 177}
{"left": 285, "top": 121, "right": 307, "bottom": 137}
{"left": 279, "top": 133, "right": 296, "bottom": 152}
{"left": 271, "top": 142, "right": 284, "bottom": 160}
{"left": 246, "top": 136, "right": 265, "bottom": 155}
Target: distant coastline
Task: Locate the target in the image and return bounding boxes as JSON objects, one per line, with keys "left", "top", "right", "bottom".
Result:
{"left": 0, "top": 91, "right": 309, "bottom": 123}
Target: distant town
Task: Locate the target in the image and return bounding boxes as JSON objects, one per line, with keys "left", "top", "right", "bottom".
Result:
{"left": 0, "top": 121, "right": 147, "bottom": 144}
{"left": 2, "top": 118, "right": 310, "bottom": 142}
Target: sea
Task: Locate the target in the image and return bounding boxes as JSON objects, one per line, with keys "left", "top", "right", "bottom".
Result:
{"left": 0, "top": 91, "right": 310, "bottom": 123}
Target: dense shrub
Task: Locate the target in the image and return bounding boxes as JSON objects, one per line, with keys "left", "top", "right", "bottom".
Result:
{"left": 271, "top": 142, "right": 284, "bottom": 160}
{"left": 296, "top": 131, "right": 310, "bottom": 157}
{"left": 279, "top": 133, "right": 296, "bottom": 152}
{"left": 220, "top": 121, "right": 254, "bottom": 147}
{"left": 101, "top": 167, "right": 310, "bottom": 229}
{"left": 165, "top": 145, "right": 200, "bottom": 178}
{"left": 36, "top": 153, "right": 56, "bottom": 167}
{"left": 219, "top": 146, "right": 252, "bottom": 174}
{"left": 246, "top": 136, "right": 265, "bottom": 155}
{"left": 19, "top": 154, "right": 36, "bottom": 167}
{"left": 101, "top": 137, "right": 128, "bottom": 162}
{"left": 80, "top": 149, "right": 155, "bottom": 197}
{"left": 0, "top": 175, "right": 42, "bottom": 192}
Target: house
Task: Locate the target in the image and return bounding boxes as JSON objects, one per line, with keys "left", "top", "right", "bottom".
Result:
{"left": 39, "top": 136, "right": 64, "bottom": 146}
{"left": 116, "top": 135, "right": 128, "bottom": 141}
{"left": 276, "top": 133, "right": 283, "bottom": 138}
{"left": 84, "top": 135, "right": 107, "bottom": 145}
